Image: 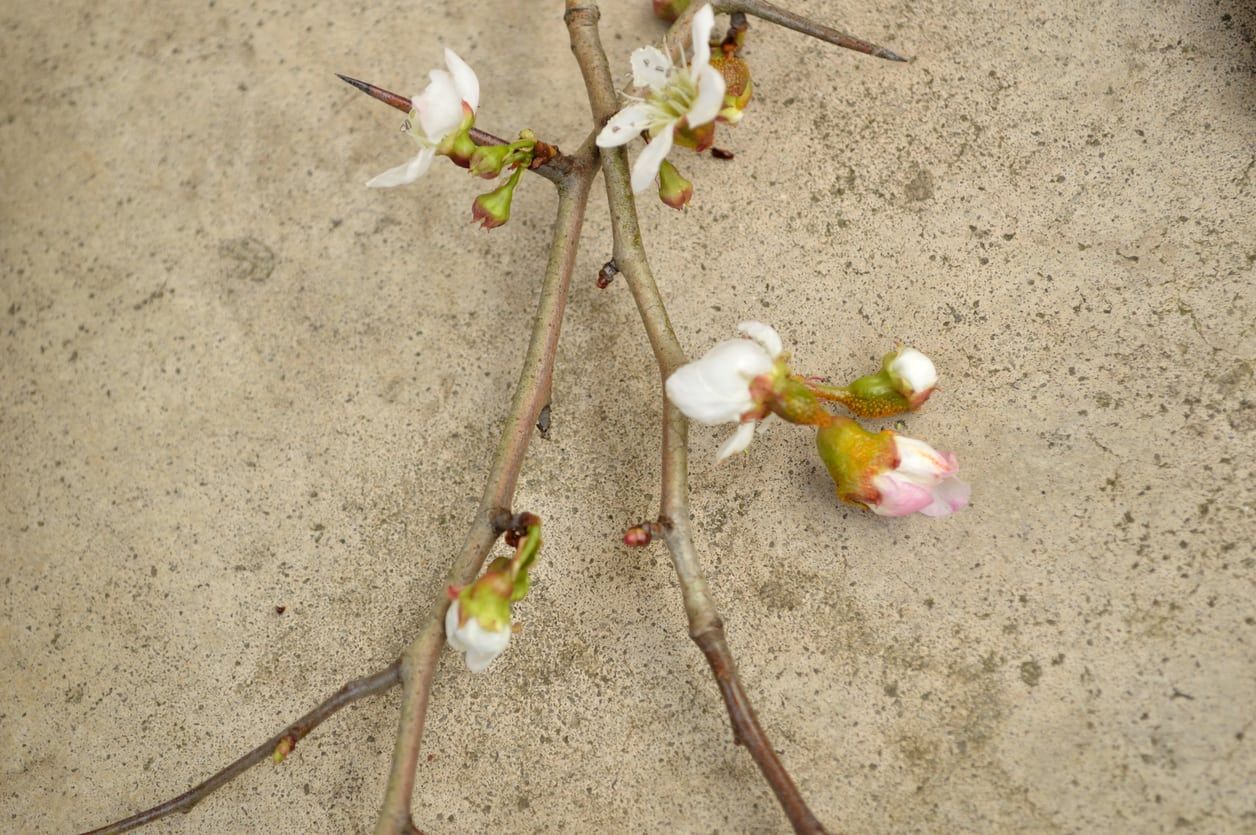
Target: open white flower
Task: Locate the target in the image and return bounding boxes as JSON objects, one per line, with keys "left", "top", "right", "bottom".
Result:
{"left": 595, "top": 4, "right": 726, "bottom": 194}
{"left": 445, "top": 599, "right": 510, "bottom": 673}
{"left": 665, "top": 320, "right": 783, "bottom": 463}
{"left": 367, "top": 49, "right": 480, "bottom": 188}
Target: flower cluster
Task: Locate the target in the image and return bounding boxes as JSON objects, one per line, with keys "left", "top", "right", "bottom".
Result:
{"left": 598, "top": 4, "right": 754, "bottom": 209}
{"left": 665, "top": 322, "right": 969, "bottom": 518}
{"left": 364, "top": 49, "right": 539, "bottom": 229}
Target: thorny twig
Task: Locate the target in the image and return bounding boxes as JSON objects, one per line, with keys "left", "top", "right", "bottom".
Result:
{"left": 80, "top": 663, "right": 402, "bottom": 835}
{"left": 566, "top": 1, "right": 839, "bottom": 831}
{"left": 82, "top": 1, "right": 906, "bottom": 831}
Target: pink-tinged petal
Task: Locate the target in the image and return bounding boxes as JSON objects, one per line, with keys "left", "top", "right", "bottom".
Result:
{"left": 631, "top": 123, "right": 674, "bottom": 193}
{"left": 414, "top": 69, "right": 463, "bottom": 141}
{"left": 892, "top": 435, "right": 958, "bottom": 482}
{"left": 365, "top": 147, "right": 435, "bottom": 188}
{"left": 918, "top": 477, "right": 971, "bottom": 517}
{"left": 736, "top": 320, "right": 783, "bottom": 359}
{"left": 443, "top": 48, "right": 479, "bottom": 112}
{"left": 715, "top": 422, "right": 757, "bottom": 463}
{"left": 870, "top": 472, "right": 935, "bottom": 517}
{"left": 687, "top": 64, "right": 726, "bottom": 128}
{"left": 597, "top": 103, "right": 654, "bottom": 148}
{"left": 690, "top": 4, "right": 715, "bottom": 71}
{"left": 631, "top": 45, "right": 673, "bottom": 91}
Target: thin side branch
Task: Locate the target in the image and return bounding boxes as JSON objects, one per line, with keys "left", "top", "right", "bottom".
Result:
{"left": 373, "top": 142, "right": 599, "bottom": 835}
{"left": 81, "top": 661, "right": 402, "bottom": 835}
{"left": 564, "top": 4, "right": 829, "bottom": 833}
{"left": 667, "top": 0, "right": 907, "bottom": 62}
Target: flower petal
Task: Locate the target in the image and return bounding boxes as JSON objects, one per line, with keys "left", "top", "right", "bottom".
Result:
{"left": 443, "top": 48, "right": 480, "bottom": 112}
{"left": 889, "top": 347, "right": 938, "bottom": 395}
{"left": 687, "top": 63, "right": 726, "bottom": 128}
{"left": 597, "top": 103, "right": 655, "bottom": 148}
{"left": 630, "top": 123, "right": 674, "bottom": 193}
{"left": 870, "top": 472, "right": 935, "bottom": 516}
{"left": 736, "top": 321, "right": 783, "bottom": 359}
{"left": 691, "top": 4, "right": 716, "bottom": 71}
{"left": 444, "top": 601, "right": 468, "bottom": 651}
{"left": 715, "top": 421, "right": 757, "bottom": 463}
{"left": 631, "top": 45, "right": 673, "bottom": 91}
{"left": 919, "top": 477, "right": 971, "bottom": 517}
{"left": 665, "top": 338, "right": 773, "bottom": 424}
{"left": 414, "top": 69, "right": 464, "bottom": 142}
{"left": 365, "top": 147, "right": 435, "bottom": 188}
{"left": 893, "top": 436, "right": 958, "bottom": 483}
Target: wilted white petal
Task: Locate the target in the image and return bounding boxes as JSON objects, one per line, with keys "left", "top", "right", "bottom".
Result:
{"left": 715, "top": 421, "right": 757, "bottom": 463}
{"left": 597, "top": 103, "right": 655, "bottom": 148}
{"left": 631, "top": 45, "right": 673, "bottom": 90}
{"left": 630, "top": 123, "right": 675, "bottom": 193}
{"left": 736, "top": 321, "right": 783, "bottom": 359}
{"left": 414, "top": 69, "right": 464, "bottom": 141}
{"left": 366, "top": 147, "right": 435, "bottom": 188}
{"left": 690, "top": 4, "right": 716, "bottom": 72}
{"left": 443, "top": 48, "right": 480, "bottom": 112}
{"left": 687, "top": 63, "right": 726, "bottom": 128}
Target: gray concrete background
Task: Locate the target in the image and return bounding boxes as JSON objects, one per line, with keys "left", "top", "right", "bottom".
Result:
{"left": 2, "top": 0, "right": 1253, "bottom": 832}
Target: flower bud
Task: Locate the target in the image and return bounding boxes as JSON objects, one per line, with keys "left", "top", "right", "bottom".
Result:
{"left": 471, "top": 166, "right": 523, "bottom": 230}
{"left": 657, "top": 159, "right": 693, "bottom": 210}
{"left": 816, "top": 418, "right": 969, "bottom": 518}
{"left": 623, "top": 525, "right": 653, "bottom": 547}
{"left": 446, "top": 598, "right": 511, "bottom": 673}
{"left": 804, "top": 346, "right": 939, "bottom": 418}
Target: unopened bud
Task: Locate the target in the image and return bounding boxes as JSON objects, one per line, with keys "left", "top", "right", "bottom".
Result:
{"left": 657, "top": 160, "right": 693, "bottom": 210}
{"left": 471, "top": 167, "right": 523, "bottom": 230}
{"left": 623, "top": 525, "right": 653, "bottom": 547}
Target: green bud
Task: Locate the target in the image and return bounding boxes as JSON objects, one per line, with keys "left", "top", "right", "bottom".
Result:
{"left": 471, "top": 166, "right": 524, "bottom": 230}
{"left": 657, "top": 160, "right": 694, "bottom": 210}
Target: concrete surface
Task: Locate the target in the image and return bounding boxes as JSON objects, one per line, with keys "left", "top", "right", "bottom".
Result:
{"left": 2, "top": 0, "right": 1253, "bottom": 832}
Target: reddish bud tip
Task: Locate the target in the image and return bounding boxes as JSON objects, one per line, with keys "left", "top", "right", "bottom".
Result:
{"left": 623, "top": 526, "right": 653, "bottom": 547}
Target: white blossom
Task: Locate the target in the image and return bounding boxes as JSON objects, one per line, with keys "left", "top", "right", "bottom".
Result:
{"left": 367, "top": 49, "right": 480, "bottom": 188}
{"left": 595, "top": 4, "right": 725, "bottom": 193}
{"left": 665, "top": 320, "right": 783, "bottom": 462}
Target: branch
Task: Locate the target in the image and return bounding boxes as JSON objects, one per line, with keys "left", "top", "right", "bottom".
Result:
{"left": 372, "top": 141, "right": 599, "bottom": 835}
{"left": 668, "top": 0, "right": 907, "bottom": 62}
{"left": 80, "top": 661, "right": 402, "bottom": 835}
{"left": 564, "top": 4, "right": 829, "bottom": 833}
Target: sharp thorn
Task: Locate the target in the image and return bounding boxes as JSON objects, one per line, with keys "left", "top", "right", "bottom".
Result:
{"left": 875, "top": 47, "right": 909, "bottom": 62}
{"left": 335, "top": 73, "right": 412, "bottom": 114}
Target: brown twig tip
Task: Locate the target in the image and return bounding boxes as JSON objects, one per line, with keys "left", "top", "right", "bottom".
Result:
{"left": 336, "top": 73, "right": 412, "bottom": 114}
{"left": 875, "top": 47, "right": 909, "bottom": 63}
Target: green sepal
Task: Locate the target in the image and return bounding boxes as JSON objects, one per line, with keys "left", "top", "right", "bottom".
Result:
{"left": 815, "top": 417, "right": 897, "bottom": 506}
